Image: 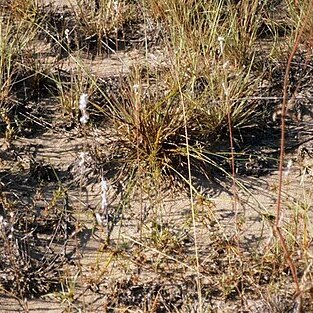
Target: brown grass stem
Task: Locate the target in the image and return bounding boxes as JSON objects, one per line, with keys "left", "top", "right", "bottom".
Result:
{"left": 274, "top": 0, "right": 313, "bottom": 304}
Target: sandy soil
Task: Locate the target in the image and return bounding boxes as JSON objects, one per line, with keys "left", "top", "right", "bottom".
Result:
{"left": 0, "top": 1, "right": 313, "bottom": 312}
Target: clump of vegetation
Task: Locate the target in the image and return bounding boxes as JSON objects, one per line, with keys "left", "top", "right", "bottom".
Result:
{"left": 101, "top": 0, "right": 279, "bottom": 187}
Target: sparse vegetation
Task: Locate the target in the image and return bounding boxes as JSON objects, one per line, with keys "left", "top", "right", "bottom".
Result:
{"left": 0, "top": 0, "right": 313, "bottom": 312}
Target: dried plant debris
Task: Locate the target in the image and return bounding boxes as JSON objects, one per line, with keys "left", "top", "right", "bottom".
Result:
{"left": 104, "top": 276, "right": 211, "bottom": 312}
{"left": 0, "top": 194, "right": 76, "bottom": 298}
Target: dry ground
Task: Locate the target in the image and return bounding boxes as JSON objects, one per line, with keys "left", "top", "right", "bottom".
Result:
{"left": 0, "top": 0, "right": 313, "bottom": 312}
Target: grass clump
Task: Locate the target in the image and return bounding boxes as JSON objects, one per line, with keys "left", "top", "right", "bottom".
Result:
{"left": 107, "top": 66, "right": 196, "bottom": 182}
{"left": 107, "top": 62, "right": 263, "bottom": 187}
{"left": 103, "top": 0, "right": 273, "bottom": 188}
{"left": 69, "top": 0, "right": 140, "bottom": 54}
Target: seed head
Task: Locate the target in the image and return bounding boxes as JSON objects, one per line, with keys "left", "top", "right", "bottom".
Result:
{"left": 80, "top": 114, "right": 89, "bottom": 125}
{"left": 218, "top": 36, "right": 225, "bottom": 56}
{"left": 79, "top": 93, "right": 89, "bottom": 125}
{"left": 79, "top": 93, "right": 89, "bottom": 110}
{"left": 101, "top": 177, "right": 108, "bottom": 211}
